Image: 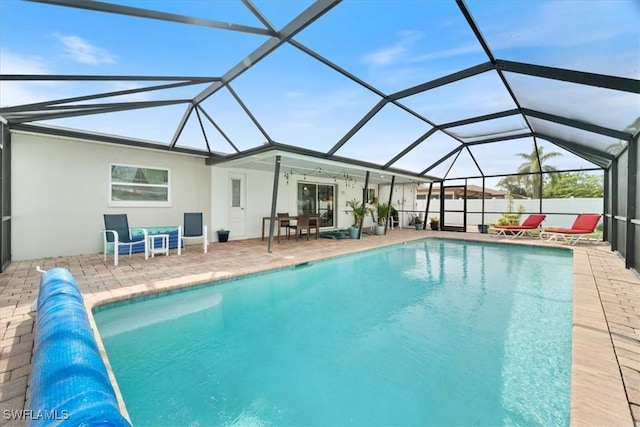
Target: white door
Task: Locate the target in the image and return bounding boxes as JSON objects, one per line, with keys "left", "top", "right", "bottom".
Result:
{"left": 228, "top": 174, "right": 246, "bottom": 238}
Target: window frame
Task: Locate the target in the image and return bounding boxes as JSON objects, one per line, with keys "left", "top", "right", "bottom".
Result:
{"left": 109, "top": 163, "right": 171, "bottom": 207}
{"left": 296, "top": 182, "right": 335, "bottom": 227}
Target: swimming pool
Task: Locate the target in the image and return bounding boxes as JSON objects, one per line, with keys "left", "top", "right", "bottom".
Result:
{"left": 94, "top": 239, "right": 573, "bottom": 426}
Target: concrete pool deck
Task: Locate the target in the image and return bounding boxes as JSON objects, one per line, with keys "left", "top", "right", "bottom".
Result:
{"left": 1, "top": 229, "right": 638, "bottom": 426}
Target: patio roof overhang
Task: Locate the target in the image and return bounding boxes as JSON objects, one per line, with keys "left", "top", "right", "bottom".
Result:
{"left": 206, "top": 143, "right": 436, "bottom": 186}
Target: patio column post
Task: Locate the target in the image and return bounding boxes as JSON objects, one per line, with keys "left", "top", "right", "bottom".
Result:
{"left": 0, "top": 123, "right": 8, "bottom": 271}
{"left": 425, "top": 182, "right": 434, "bottom": 231}
{"left": 267, "top": 155, "right": 281, "bottom": 253}
{"left": 359, "top": 171, "right": 370, "bottom": 239}
{"left": 611, "top": 159, "right": 619, "bottom": 252}
{"left": 463, "top": 178, "right": 468, "bottom": 232}
{"left": 626, "top": 135, "right": 637, "bottom": 269}
{"left": 603, "top": 171, "right": 609, "bottom": 242}
{"left": 385, "top": 175, "right": 395, "bottom": 234}
{"left": 481, "top": 177, "right": 486, "bottom": 231}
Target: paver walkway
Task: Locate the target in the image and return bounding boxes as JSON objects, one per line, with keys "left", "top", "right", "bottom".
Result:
{"left": 1, "top": 229, "right": 638, "bottom": 426}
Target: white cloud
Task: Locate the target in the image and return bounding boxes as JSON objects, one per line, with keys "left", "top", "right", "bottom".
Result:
{"left": 0, "top": 49, "right": 56, "bottom": 107}
{"left": 0, "top": 49, "right": 48, "bottom": 74}
{"left": 52, "top": 33, "right": 116, "bottom": 65}
{"left": 364, "top": 43, "right": 405, "bottom": 66}
{"left": 363, "top": 30, "right": 423, "bottom": 66}
{"left": 410, "top": 43, "right": 481, "bottom": 63}
{"left": 284, "top": 91, "right": 303, "bottom": 98}
{"left": 0, "top": 49, "right": 144, "bottom": 109}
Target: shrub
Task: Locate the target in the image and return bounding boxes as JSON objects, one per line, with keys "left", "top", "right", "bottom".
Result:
{"left": 496, "top": 194, "right": 525, "bottom": 225}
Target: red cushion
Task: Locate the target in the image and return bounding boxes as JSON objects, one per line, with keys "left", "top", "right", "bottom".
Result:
{"left": 494, "top": 224, "right": 537, "bottom": 229}
{"left": 571, "top": 214, "right": 601, "bottom": 232}
{"left": 494, "top": 214, "right": 546, "bottom": 230}
{"left": 521, "top": 214, "right": 546, "bottom": 228}
{"left": 544, "top": 228, "right": 592, "bottom": 234}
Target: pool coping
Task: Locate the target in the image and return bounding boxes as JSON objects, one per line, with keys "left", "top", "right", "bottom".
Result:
{"left": 79, "top": 235, "right": 635, "bottom": 426}
{"left": 569, "top": 248, "right": 636, "bottom": 425}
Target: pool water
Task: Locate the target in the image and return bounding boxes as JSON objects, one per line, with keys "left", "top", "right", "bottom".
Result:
{"left": 94, "top": 239, "right": 573, "bottom": 426}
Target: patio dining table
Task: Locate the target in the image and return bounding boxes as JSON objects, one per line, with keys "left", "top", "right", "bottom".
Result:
{"left": 261, "top": 214, "right": 320, "bottom": 243}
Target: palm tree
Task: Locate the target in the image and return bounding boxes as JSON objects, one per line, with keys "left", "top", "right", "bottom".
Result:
{"left": 514, "top": 145, "right": 562, "bottom": 198}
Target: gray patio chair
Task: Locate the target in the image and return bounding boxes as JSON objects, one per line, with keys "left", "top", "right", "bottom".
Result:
{"left": 180, "top": 212, "right": 208, "bottom": 254}
{"left": 103, "top": 214, "right": 148, "bottom": 266}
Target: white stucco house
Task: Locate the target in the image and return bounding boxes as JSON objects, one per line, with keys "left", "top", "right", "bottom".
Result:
{"left": 11, "top": 130, "right": 428, "bottom": 261}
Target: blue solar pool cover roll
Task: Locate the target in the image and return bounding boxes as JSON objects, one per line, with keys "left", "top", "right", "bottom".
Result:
{"left": 29, "top": 268, "right": 131, "bottom": 427}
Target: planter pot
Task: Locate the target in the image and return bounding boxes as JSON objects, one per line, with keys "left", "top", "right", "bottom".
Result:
{"left": 415, "top": 223, "right": 424, "bottom": 230}
{"left": 374, "top": 224, "right": 386, "bottom": 235}
{"left": 348, "top": 227, "right": 360, "bottom": 239}
{"left": 478, "top": 224, "right": 489, "bottom": 233}
{"left": 430, "top": 222, "right": 439, "bottom": 230}
{"left": 217, "top": 231, "right": 229, "bottom": 242}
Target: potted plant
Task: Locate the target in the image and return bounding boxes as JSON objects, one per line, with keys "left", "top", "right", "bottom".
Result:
{"left": 345, "top": 199, "right": 372, "bottom": 239}
{"left": 217, "top": 228, "right": 229, "bottom": 243}
{"left": 429, "top": 216, "right": 439, "bottom": 230}
{"left": 374, "top": 202, "right": 391, "bottom": 235}
{"left": 414, "top": 215, "right": 424, "bottom": 230}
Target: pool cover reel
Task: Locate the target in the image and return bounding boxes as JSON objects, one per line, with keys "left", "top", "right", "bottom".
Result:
{"left": 29, "top": 268, "right": 130, "bottom": 427}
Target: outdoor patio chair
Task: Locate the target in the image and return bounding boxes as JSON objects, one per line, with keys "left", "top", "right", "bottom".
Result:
{"left": 292, "top": 214, "right": 319, "bottom": 240}
{"left": 389, "top": 208, "right": 399, "bottom": 229}
{"left": 490, "top": 214, "right": 546, "bottom": 239}
{"left": 277, "top": 212, "right": 292, "bottom": 239}
{"left": 180, "top": 212, "right": 208, "bottom": 254}
{"left": 103, "top": 214, "right": 148, "bottom": 266}
{"left": 540, "top": 213, "right": 601, "bottom": 245}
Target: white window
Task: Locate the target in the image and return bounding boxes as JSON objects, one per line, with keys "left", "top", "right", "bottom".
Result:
{"left": 109, "top": 164, "right": 170, "bottom": 206}
{"left": 231, "top": 178, "right": 242, "bottom": 207}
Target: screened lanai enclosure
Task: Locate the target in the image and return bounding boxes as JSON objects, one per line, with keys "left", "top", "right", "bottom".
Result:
{"left": 0, "top": 0, "right": 638, "bottom": 272}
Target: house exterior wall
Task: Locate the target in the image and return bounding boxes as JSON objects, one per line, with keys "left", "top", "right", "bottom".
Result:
{"left": 209, "top": 167, "right": 370, "bottom": 241}
{"left": 11, "top": 132, "right": 211, "bottom": 260}
{"left": 11, "top": 131, "right": 379, "bottom": 260}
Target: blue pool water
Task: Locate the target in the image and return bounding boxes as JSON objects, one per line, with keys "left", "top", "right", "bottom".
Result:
{"left": 94, "top": 239, "right": 573, "bottom": 426}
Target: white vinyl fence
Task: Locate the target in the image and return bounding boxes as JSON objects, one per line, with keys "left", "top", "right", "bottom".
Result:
{"left": 413, "top": 198, "right": 603, "bottom": 229}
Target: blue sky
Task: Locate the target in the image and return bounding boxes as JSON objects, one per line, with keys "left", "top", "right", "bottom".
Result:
{"left": 0, "top": 0, "right": 638, "bottom": 184}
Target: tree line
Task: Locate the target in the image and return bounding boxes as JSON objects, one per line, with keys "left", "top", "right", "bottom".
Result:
{"left": 496, "top": 145, "right": 604, "bottom": 198}
{"left": 494, "top": 117, "right": 638, "bottom": 198}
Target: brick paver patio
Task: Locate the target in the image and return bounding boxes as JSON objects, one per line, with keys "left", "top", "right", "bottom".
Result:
{"left": 1, "top": 229, "right": 638, "bottom": 426}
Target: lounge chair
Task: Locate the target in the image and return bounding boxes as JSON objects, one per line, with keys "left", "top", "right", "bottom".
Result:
{"left": 180, "top": 212, "right": 208, "bottom": 254}
{"left": 491, "top": 214, "right": 546, "bottom": 239}
{"left": 103, "top": 214, "right": 148, "bottom": 266}
{"left": 540, "top": 213, "right": 601, "bottom": 245}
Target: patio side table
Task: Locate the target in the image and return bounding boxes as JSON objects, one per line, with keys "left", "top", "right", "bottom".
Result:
{"left": 148, "top": 233, "right": 170, "bottom": 258}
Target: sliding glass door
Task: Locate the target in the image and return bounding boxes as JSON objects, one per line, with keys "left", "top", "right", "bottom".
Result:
{"left": 297, "top": 183, "right": 335, "bottom": 227}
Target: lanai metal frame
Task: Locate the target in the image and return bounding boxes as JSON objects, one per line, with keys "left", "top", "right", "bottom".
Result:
{"left": 0, "top": 0, "right": 637, "bottom": 271}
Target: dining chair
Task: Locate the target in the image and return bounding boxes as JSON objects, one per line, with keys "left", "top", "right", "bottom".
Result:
{"left": 293, "top": 214, "right": 319, "bottom": 240}
{"left": 293, "top": 214, "right": 311, "bottom": 240}
{"left": 277, "top": 213, "right": 291, "bottom": 239}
